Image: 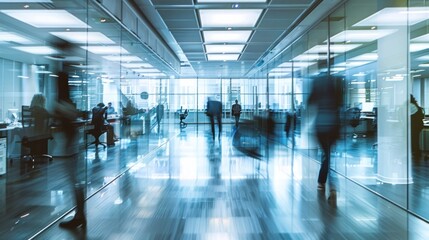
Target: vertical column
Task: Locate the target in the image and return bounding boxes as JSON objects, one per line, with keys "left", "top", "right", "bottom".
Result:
{"left": 376, "top": 25, "right": 412, "bottom": 184}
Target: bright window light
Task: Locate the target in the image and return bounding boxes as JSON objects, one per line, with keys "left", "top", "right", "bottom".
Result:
{"left": 0, "top": 10, "right": 90, "bottom": 28}
{"left": 12, "top": 46, "right": 59, "bottom": 55}
{"left": 205, "top": 44, "right": 245, "bottom": 53}
{"left": 329, "top": 29, "right": 396, "bottom": 43}
{"left": 268, "top": 72, "right": 291, "bottom": 77}
{"left": 199, "top": 9, "right": 262, "bottom": 28}
{"left": 207, "top": 54, "right": 239, "bottom": 61}
{"left": 131, "top": 68, "right": 160, "bottom": 73}
{"left": 354, "top": 7, "right": 429, "bottom": 27}
{"left": 203, "top": 31, "right": 252, "bottom": 43}
{"left": 82, "top": 46, "right": 129, "bottom": 55}
{"left": 103, "top": 55, "right": 142, "bottom": 62}
{"left": 198, "top": 0, "right": 266, "bottom": 2}
{"left": 348, "top": 53, "right": 378, "bottom": 61}
{"left": 121, "top": 63, "right": 153, "bottom": 68}
{"left": 306, "top": 44, "right": 361, "bottom": 54}
{"left": 50, "top": 32, "right": 115, "bottom": 44}
{"left": 410, "top": 43, "right": 429, "bottom": 52}
{"left": 0, "top": 32, "right": 33, "bottom": 44}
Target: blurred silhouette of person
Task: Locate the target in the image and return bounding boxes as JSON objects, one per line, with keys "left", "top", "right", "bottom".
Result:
{"left": 231, "top": 99, "right": 242, "bottom": 127}
{"left": 54, "top": 72, "right": 85, "bottom": 229}
{"left": 410, "top": 94, "right": 424, "bottom": 159}
{"left": 91, "top": 102, "right": 116, "bottom": 146}
{"left": 207, "top": 96, "right": 222, "bottom": 140}
{"left": 308, "top": 72, "right": 342, "bottom": 202}
{"left": 106, "top": 102, "right": 115, "bottom": 115}
{"left": 30, "top": 93, "right": 50, "bottom": 133}
{"left": 156, "top": 103, "right": 164, "bottom": 134}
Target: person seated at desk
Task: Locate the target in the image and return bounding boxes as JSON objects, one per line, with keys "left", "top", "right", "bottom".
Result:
{"left": 91, "top": 103, "right": 116, "bottom": 146}
{"left": 30, "top": 93, "right": 50, "bottom": 133}
{"left": 106, "top": 102, "right": 116, "bottom": 115}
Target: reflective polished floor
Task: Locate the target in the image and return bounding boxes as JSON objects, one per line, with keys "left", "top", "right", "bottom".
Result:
{"left": 31, "top": 124, "right": 429, "bottom": 240}
{"left": 0, "top": 125, "right": 429, "bottom": 240}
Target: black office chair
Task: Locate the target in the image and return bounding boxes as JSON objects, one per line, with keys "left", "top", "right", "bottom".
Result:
{"left": 20, "top": 105, "right": 53, "bottom": 173}
{"left": 347, "top": 107, "right": 361, "bottom": 138}
{"left": 179, "top": 109, "right": 188, "bottom": 129}
{"left": 87, "top": 106, "right": 108, "bottom": 149}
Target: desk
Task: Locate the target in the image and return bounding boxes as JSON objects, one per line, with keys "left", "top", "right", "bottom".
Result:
{"left": 0, "top": 124, "right": 22, "bottom": 174}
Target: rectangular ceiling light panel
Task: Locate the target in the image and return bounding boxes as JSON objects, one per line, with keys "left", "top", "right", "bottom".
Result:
{"left": 103, "top": 55, "right": 143, "bottom": 62}
{"left": 203, "top": 31, "right": 252, "bottom": 43}
{"left": 50, "top": 32, "right": 115, "bottom": 44}
{"left": 0, "top": 32, "right": 33, "bottom": 44}
{"left": 410, "top": 43, "right": 429, "bottom": 52}
{"left": 199, "top": 9, "right": 262, "bottom": 28}
{"left": 1, "top": 10, "right": 89, "bottom": 28}
{"left": 354, "top": 7, "right": 429, "bottom": 26}
{"left": 122, "top": 63, "right": 154, "bottom": 68}
{"left": 205, "top": 44, "right": 245, "bottom": 53}
{"left": 13, "top": 46, "right": 59, "bottom": 55}
{"left": 329, "top": 29, "right": 396, "bottom": 43}
{"left": 306, "top": 44, "right": 361, "bottom": 54}
{"left": 82, "top": 46, "right": 129, "bottom": 55}
{"left": 131, "top": 68, "right": 160, "bottom": 73}
{"left": 207, "top": 54, "right": 239, "bottom": 61}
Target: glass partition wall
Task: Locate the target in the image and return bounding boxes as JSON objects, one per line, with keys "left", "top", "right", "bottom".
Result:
{"left": 258, "top": 0, "right": 429, "bottom": 222}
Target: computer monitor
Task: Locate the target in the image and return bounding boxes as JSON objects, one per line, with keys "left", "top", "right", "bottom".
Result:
{"left": 6, "top": 109, "right": 19, "bottom": 123}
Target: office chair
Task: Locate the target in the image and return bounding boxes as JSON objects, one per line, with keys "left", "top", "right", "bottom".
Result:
{"left": 179, "top": 109, "right": 188, "bottom": 129}
{"left": 347, "top": 107, "right": 361, "bottom": 138}
{"left": 20, "top": 105, "right": 53, "bottom": 173}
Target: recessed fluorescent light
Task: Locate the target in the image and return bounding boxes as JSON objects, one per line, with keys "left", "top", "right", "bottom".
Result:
{"left": 0, "top": 32, "right": 33, "bottom": 44}
{"left": 335, "top": 61, "right": 372, "bottom": 67}
{"left": 205, "top": 44, "right": 245, "bottom": 53}
{"left": 50, "top": 32, "right": 115, "bottom": 44}
{"left": 306, "top": 44, "right": 361, "bottom": 53}
{"left": 278, "top": 62, "right": 316, "bottom": 68}
{"left": 131, "top": 68, "right": 160, "bottom": 73}
{"left": 199, "top": 9, "right": 262, "bottom": 28}
{"left": 18, "top": 75, "right": 29, "bottom": 79}
{"left": 121, "top": 63, "right": 153, "bottom": 68}
{"left": 270, "top": 67, "right": 292, "bottom": 73}
{"left": 348, "top": 53, "right": 378, "bottom": 61}
{"left": 0, "top": 10, "right": 90, "bottom": 28}
{"left": 354, "top": 7, "right": 429, "bottom": 26}
{"left": 82, "top": 46, "right": 129, "bottom": 54}
{"left": 329, "top": 29, "right": 396, "bottom": 43}
{"left": 103, "top": 55, "right": 142, "bottom": 62}
{"left": 410, "top": 43, "right": 429, "bottom": 52}
{"left": 416, "top": 55, "right": 429, "bottom": 61}
{"left": 268, "top": 72, "right": 291, "bottom": 77}
{"left": 292, "top": 53, "right": 330, "bottom": 61}
{"left": 207, "top": 54, "right": 239, "bottom": 61}
{"left": 197, "top": 0, "right": 266, "bottom": 2}
{"left": 412, "top": 33, "right": 429, "bottom": 42}
{"left": 203, "top": 31, "right": 252, "bottom": 43}
{"left": 139, "top": 73, "right": 166, "bottom": 77}
{"left": 418, "top": 63, "right": 429, "bottom": 67}
{"left": 12, "top": 46, "right": 59, "bottom": 55}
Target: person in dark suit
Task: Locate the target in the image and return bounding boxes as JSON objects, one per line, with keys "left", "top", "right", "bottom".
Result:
{"left": 308, "top": 72, "right": 342, "bottom": 202}
{"left": 207, "top": 97, "right": 222, "bottom": 140}
{"left": 410, "top": 94, "right": 424, "bottom": 159}
{"left": 231, "top": 99, "right": 242, "bottom": 127}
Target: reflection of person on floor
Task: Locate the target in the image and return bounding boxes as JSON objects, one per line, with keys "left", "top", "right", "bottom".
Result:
{"left": 308, "top": 72, "right": 342, "bottom": 202}
{"left": 410, "top": 94, "right": 424, "bottom": 159}
{"left": 207, "top": 96, "right": 222, "bottom": 140}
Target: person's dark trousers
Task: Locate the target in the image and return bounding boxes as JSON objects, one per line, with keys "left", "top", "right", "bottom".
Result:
{"left": 234, "top": 115, "right": 240, "bottom": 127}
{"left": 411, "top": 129, "right": 421, "bottom": 158}
{"left": 316, "top": 131, "right": 333, "bottom": 186}
{"left": 210, "top": 116, "right": 215, "bottom": 139}
{"left": 216, "top": 114, "right": 222, "bottom": 138}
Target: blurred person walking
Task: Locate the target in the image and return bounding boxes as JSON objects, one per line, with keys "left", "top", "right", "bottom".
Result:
{"left": 55, "top": 72, "right": 85, "bottom": 229}
{"left": 410, "top": 94, "right": 424, "bottom": 159}
{"left": 231, "top": 99, "right": 242, "bottom": 128}
{"left": 308, "top": 72, "right": 342, "bottom": 202}
{"left": 207, "top": 96, "right": 222, "bottom": 140}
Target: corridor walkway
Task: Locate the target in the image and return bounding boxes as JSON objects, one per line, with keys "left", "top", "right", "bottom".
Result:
{"left": 34, "top": 126, "right": 429, "bottom": 239}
